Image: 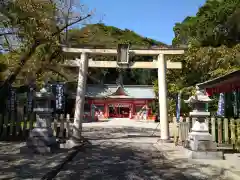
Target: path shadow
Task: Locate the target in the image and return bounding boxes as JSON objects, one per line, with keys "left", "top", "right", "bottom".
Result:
{"left": 54, "top": 140, "right": 228, "bottom": 180}
{"left": 0, "top": 142, "right": 71, "bottom": 179}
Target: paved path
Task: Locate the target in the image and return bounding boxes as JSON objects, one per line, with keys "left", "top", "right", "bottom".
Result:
{"left": 0, "top": 142, "right": 72, "bottom": 180}
{"left": 54, "top": 120, "right": 228, "bottom": 180}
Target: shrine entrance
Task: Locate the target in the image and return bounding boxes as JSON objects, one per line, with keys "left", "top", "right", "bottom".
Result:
{"left": 62, "top": 44, "right": 184, "bottom": 141}
{"left": 118, "top": 106, "right": 130, "bottom": 118}
{"left": 108, "top": 104, "right": 131, "bottom": 118}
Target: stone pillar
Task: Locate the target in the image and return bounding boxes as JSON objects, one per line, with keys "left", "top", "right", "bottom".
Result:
{"left": 72, "top": 52, "right": 88, "bottom": 140}
{"left": 158, "top": 53, "right": 169, "bottom": 141}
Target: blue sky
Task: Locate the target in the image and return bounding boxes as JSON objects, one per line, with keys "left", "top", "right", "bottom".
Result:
{"left": 81, "top": 0, "right": 206, "bottom": 45}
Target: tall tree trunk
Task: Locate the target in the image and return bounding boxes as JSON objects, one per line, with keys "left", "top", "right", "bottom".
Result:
{"left": 0, "top": 42, "right": 39, "bottom": 99}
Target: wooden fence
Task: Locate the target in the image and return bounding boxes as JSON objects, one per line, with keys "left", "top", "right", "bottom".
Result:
{"left": 2, "top": 110, "right": 240, "bottom": 150}
{"left": 0, "top": 111, "right": 72, "bottom": 141}
{"left": 175, "top": 116, "right": 240, "bottom": 150}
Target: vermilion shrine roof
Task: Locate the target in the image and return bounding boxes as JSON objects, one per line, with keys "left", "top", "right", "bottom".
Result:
{"left": 67, "top": 84, "right": 156, "bottom": 99}
{"left": 196, "top": 70, "right": 240, "bottom": 95}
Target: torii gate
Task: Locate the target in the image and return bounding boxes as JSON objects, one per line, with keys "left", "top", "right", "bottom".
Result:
{"left": 62, "top": 45, "right": 184, "bottom": 146}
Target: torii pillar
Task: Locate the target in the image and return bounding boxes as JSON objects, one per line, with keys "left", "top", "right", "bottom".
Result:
{"left": 158, "top": 53, "right": 169, "bottom": 141}
{"left": 62, "top": 47, "right": 184, "bottom": 145}
{"left": 72, "top": 52, "right": 88, "bottom": 141}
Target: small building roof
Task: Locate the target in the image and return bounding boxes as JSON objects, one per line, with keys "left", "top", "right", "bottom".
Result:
{"left": 67, "top": 84, "right": 156, "bottom": 99}
{"left": 196, "top": 70, "right": 240, "bottom": 89}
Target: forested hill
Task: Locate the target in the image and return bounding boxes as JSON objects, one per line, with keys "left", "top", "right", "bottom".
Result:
{"left": 66, "top": 23, "right": 168, "bottom": 49}
{"left": 64, "top": 23, "right": 168, "bottom": 85}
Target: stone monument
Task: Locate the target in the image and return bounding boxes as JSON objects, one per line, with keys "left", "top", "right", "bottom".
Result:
{"left": 184, "top": 87, "right": 223, "bottom": 159}
{"left": 21, "top": 87, "right": 59, "bottom": 154}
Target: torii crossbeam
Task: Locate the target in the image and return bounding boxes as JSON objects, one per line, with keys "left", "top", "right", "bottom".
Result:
{"left": 62, "top": 45, "right": 184, "bottom": 147}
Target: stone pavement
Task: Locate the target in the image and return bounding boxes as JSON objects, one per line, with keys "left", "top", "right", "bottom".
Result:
{"left": 53, "top": 120, "right": 231, "bottom": 180}
{"left": 0, "top": 119, "right": 162, "bottom": 180}
{"left": 0, "top": 141, "right": 76, "bottom": 180}
{"left": 1, "top": 119, "right": 239, "bottom": 179}
{"left": 83, "top": 118, "right": 175, "bottom": 137}
{"left": 154, "top": 142, "right": 240, "bottom": 180}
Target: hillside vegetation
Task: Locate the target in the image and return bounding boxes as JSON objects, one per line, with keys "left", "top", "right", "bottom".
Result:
{"left": 64, "top": 23, "right": 168, "bottom": 85}
{"left": 0, "top": 0, "right": 240, "bottom": 115}
{"left": 67, "top": 23, "right": 168, "bottom": 49}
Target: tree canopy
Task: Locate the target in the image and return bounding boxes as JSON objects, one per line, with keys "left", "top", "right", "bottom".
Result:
{"left": 157, "top": 0, "right": 240, "bottom": 115}
{"left": 0, "top": 0, "right": 91, "bottom": 89}
{"left": 173, "top": 0, "right": 240, "bottom": 47}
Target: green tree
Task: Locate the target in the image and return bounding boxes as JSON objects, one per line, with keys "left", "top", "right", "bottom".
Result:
{"left": 0, "top": 0, "right": 91, "bottom": 95}
{"left": 152, "top": 0, "right": 240, "bottom": 116}
{"left": 172, "top": 0, "right": 240, "bottom": 47}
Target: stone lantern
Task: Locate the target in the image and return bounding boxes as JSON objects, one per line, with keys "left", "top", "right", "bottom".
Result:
{"left": 21, "top": 87, "right": 59, "bottom": 154}
{"left": 184, "top": 87, "right": 223, "bottom": 159}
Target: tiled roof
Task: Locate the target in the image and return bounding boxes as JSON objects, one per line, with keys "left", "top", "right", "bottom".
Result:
{"left": 86, "top": 84, "right": 155, "bottom": 99}
{"left": 197, "top": 70, "right": 240, "bottom": 89}
{"left": 67, "top": 84, "right": 155, "bottom": 99}
{"left": 85, "top": 85, "right": 116, "bottom": 97}
{"left": 124, "top": 86, "right": 155, "bottom": 99}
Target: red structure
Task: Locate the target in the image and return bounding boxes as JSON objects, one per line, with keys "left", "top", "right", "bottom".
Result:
{"left": 70, "top": 84, "right": 156, "bottom": 120}
{"left": 197, "top": 70, "right": 240, "bottom": 96}
{"left": 196, "top": 70, "right": 240, "bottom": 118}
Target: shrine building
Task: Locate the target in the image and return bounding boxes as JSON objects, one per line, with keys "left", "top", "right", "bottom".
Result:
{"left": 197, "top": 70, "right": 240, "bottom": 96}
{"left": 66, "top": 84, "right": 156, "bottom": 120}
{"left": 197, "top": 70, "right": 240, "bottom": 118}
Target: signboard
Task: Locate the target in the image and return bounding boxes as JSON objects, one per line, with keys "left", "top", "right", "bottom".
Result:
{"left": 109, "top": 104, "right": 130, "bottom": 107}
{"left": 133, "top": 100, "right": 146, "bottom": 104}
